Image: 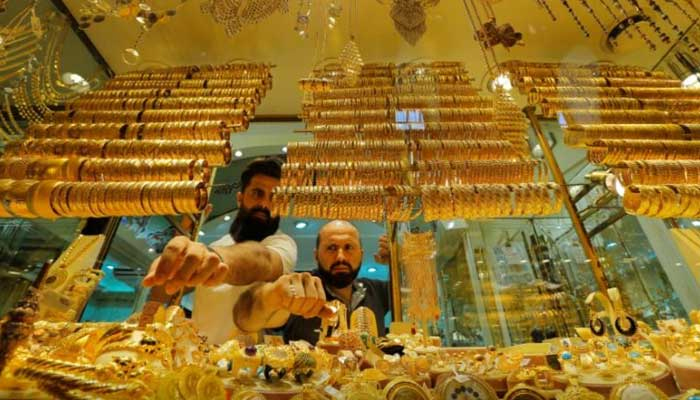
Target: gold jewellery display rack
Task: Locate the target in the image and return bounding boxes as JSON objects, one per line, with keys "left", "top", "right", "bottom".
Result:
{"left": 275, "top": 61, "right": 564, "bottom": 223}
{"left": 505, "top": 60, "right": 700, "bottom": 220}
{"left": 0, "top": 62, "right": 272, "bottom": 219}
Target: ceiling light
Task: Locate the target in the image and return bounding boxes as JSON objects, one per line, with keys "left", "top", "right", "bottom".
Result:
{"left": 682, "top": 73, "right": 700, "bottom": 88}
{"left": 295, "top": 221, "right": 307, "bottom": 229}
{"left": 368, "top": 267, "right": 377, "bottom": 273}
{"left": 199, "top": 231, "right": 205, "bottom": 236}
{"left": 234, "top": 150, "right": 243, "bottom": 158}
{"left": 692, "top": 221, "right": 700, "bottom": 227}
{"left": 676, "top": 262, "right": 682, "bottom": 266}
{"left": 224, "top": 215, "right": 231, "bottom": 221}
{"left": 606, "top": 242, "right": 618, "bottom": 249}
{"left": 148, "top": 248, "right": 155, "bottom": 253}
{"left": 447, "top": 221, "right": 455, "bottom": 229}
{"left": 563, "top": 259, "right": 572, "bottom": 263}
{"left": 106, "top": 265, "right": 114, "bottom": 270}
{"left": 282, "top": 146, "right": 288, "bottom": 153}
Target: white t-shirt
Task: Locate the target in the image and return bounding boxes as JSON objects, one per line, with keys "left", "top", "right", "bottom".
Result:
{"left": 192, "top": 230, "right": 297, "bottom": 344}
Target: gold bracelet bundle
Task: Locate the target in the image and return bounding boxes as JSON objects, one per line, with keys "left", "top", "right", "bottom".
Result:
{"left": 0, "top": 179, "right": 207, "bottom": 218}
{"left": 587, "top": 139, "right": 700, "bottom": 164}
{"left": 48, "top": 109, "right": 249, "bottom": 126}
{"left": 412, "top": 160, "right": 547, "bottom": 185}
{"left": 420, "top": 183, "right": 563, "bottom": 221}
{"left": 614, "top": 161, "right": 700, "bottom": 186}
{"left": 66, "top": 96, "right": 256, "bottom": 112}
{"left": 27, "top": 121, "right": 234, "bottom": 141}
{"left": 79, "top": 159, "right": 210, "bottom": 182}
{"left": 78, "top": 88, "right": 262, "bottom": 102}
{"left": 282, "top": 161, "right": 407, "bottom": 186}
{"left": 413, "top": 140, "right": 523, "bottom": 161}
{"left": 563, "top": 124, "right": 694, "bottom": 147}
{"left": 6, "top": 139, "right": 232, "bottom": 166}
{"left": 0, "top": 158, "right": 81, "bottom": 181}
{"left": 286, "top": 140, "right": 408, "bottom": 163}
{"left": 622, "top": 184, "right": 700, "bottom": 218}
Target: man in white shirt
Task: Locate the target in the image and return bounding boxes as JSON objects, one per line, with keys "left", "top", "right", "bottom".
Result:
{"left": 143, "top": 157, "right": 297, "bottom": 344}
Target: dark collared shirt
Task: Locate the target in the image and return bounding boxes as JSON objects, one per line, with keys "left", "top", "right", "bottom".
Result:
{"left": 282, "top": 271, "right": 390, "bottom": 344}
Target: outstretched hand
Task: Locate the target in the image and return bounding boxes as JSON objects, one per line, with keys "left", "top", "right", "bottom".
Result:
{"left": 267, "top": 272, "right": 336, "bottom": 319}
{"left": 143, "top": 236, "right": 229, "bottom": 294}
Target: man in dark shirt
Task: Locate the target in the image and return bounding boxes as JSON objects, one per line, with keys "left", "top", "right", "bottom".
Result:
{"left": 232, "top": 220, "right": 390, "bottom": 344}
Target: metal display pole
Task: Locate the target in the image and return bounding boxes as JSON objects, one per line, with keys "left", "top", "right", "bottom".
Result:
{"left": 387, "top": 221, "right": 403, "bottom": 322}
{"left": 523, "top": 105, "right": 609, "bottom": 292}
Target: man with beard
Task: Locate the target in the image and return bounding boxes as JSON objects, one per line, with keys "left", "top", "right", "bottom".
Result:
{"left": 232, "top": 220, "right": 390, "bottom": 344}
{"left": 142, "top": 157, "right": 297, "bottom": 344}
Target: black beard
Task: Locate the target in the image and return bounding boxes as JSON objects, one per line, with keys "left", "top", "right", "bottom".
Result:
{"left": 229, "top": 205, "right": 280, "bottom": 243}
{"left": 317, "top": 260, "right": 361, "bottom": 289}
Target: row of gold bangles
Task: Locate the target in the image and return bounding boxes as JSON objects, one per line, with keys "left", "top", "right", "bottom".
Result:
{"left": 563, "top": 123, "right": 695, "bottom": 147}
{"left": 281, "top": 161, "right": 407, "bottom": 186}
{"left": 412, "top": 160, "right": 547, "bottom": 185}
{"left": 310, "top": 121, "right": 508, "bottom": 135}
{"left": 499, "top": 60, "right": 664, "bottom": 76}
{"left": 102, "top": 78, "right": 270, "bottom": 90}
{"left": 531, "top": 86, "right": 700, "bottom": 104}
{"left": 78, "top": 88, "right": 261, "bottom": 101}
{"left": 309, "top": 83, "right": 477, "bottom": 99}
{"left": 28, "top": 121, "right": 236, "bottom": 141}
{"left": 541, "top": 97, "right": 700, "bottom": 118}
{"left": 623, "top": 184, "right": 700, "bottom": 218}
{"left": 0, "top": 179, "right": 207, "bottom": 219}
{"left": 420, "top": 183, "right": 563, "bottom": 221}
{"left": 66, "top": 97, "right": 256, "bottom": 112}
{"left": 286, "top": 140, "right": 408, "bottom": 163}
{"left": 305, "top": 107, "right": 496, "bottom": 123}
{"left": 116, "top": 62, "right": 271, "bottom": 76}
{"left": 587, "top": 139, "right": 700, "bottom": 165}
{"left": 614, "top": 160, "right": 700, "bottom": 185}
{"left": 516, "top": 76, "right": 678, "bottom": 91}
{"left": 0, "top": 157, "right": 209, "bottom": 182}
{"left": 307, "top": 95, "right": 492, "bottom": 110}
{"left": 114, "top": 69, "right": 271, "bottom": 81}
{"left": 271, "top": 185, "right": 415, "bottom": 221}
{"left": 48, "top": 109, "right": 249, "bottom": 125}
{"left": 5, "top": 139, "right": 232, "bottom": 166}
{"left": 561, "top": 109, "right": 670, "bottom": 125}
{"left": 413, "top": 139, "right": 522, "bottom": 161}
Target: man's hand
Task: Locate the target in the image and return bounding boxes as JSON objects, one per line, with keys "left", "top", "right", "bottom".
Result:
{"left": 143, "top": 236, "right": 229, "bottom": 294}
{"left": 373, "top": 234, "right": 390, "bottom": 265}
{"left": 265, "top": 273, "right": 335, "bottom": 319}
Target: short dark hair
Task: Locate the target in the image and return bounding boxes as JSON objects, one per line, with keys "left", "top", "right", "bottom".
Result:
{"left": 240, "top": 157, "right": 282, "bottom": 191}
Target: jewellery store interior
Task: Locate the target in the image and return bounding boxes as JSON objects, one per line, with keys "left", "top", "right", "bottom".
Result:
{"left": 3, "top": 0, "right": 700, "bottom": 398}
